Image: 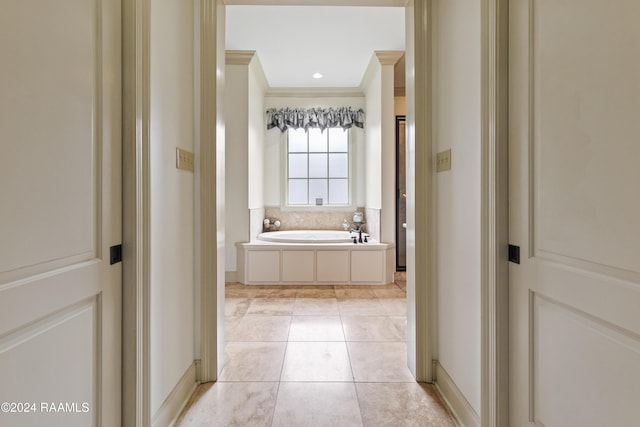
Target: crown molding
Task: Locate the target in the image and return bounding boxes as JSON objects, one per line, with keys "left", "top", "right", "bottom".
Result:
{"left": 374, "top": 50, "right": 405, "bottom": 66}
{"left": 225, "top": 50, "right": 256, "bottom": 65}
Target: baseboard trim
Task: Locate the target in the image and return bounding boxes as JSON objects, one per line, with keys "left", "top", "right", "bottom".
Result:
{"left": 433, "top": 361, "right": 480, "bottom": 427}
{"left": 225, "top": 271, "right": 237, "bottom": 283}
{"left": 152, "top": 361, "right": 198, "bottom": 427}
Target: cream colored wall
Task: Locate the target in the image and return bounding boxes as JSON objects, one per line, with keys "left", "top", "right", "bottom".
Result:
{"left": 225, "top": 55, "right": 265, "bottom": 273}
{"left": 432, "top": 0, "right": 481, "bottom": 415}
{"left": 395, "top": 96, "right": 406, "bottom": 116}
{"left": 248, "top": 60, "right": 266, "bottom": 209}
{"left": 149, "top": 0, "right": 195, "bottom": 415}
{"left": 224, "top": 64, "right": 249, "bottom": 272}
{"left": 363, "top": 63, "right": 383, "bottom": 210}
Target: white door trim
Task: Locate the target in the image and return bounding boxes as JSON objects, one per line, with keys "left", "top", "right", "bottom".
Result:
{"left": 196, "top": 0, "right": 434, "bottom": 384}
{"left": 404, "top": 0, "right": 433, "bottom": 381}
{"left": 480, "top": 0, "right": 509, "bottom": 425}
{"left": 122, "top": 0, "right": 152, "bottom": 425}
{"left": 197, "top": 0, "right": 226, "bottom": 382}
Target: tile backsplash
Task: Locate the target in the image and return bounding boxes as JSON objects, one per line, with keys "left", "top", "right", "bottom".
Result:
{"left": 263, "top": 206, "right": 367, "bottom": 232}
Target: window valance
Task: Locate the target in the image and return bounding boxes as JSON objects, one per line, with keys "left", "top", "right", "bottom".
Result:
{"left": 266, "top": 107, "right": 365, "bottom": 132}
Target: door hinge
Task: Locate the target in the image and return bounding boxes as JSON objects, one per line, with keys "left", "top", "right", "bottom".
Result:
{"left": 110, "top": 244, "right": 123, "bottom": 265}
{"left": 508, "top": 244, "right": 520, "bottom": 264}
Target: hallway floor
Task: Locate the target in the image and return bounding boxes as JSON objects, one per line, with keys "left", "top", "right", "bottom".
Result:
{"left": 175, "top": 282, "right": 455, "bottom": 427}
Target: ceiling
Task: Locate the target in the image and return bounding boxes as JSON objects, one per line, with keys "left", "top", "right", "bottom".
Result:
{"left": 225, "top": 6, "right": 405, "bottom": 88}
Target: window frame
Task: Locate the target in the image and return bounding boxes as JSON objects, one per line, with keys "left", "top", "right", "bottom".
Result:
{"left": 281, "top": 127, "right": 356, "bottom": 211}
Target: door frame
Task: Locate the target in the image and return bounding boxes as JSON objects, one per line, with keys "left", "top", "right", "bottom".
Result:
{"left": 122, "top": 0, "right": 152, "bottom": 425}
{"left": 121, "top": 0, "right": 510, "bottom": 425}
{"left": 480, "top": 0, "right": 509, "bottom": 425}
{"left": 195, "top": 0, "right": 435, "bottom": 382}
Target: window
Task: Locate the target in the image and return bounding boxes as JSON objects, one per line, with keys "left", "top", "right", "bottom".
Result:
{"left": 287, "top": 127, "right": 350, "bottom": 206}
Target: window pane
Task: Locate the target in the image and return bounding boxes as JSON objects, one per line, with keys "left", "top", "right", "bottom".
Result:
{"left": 288, "top": 154, "right": 308, "bottom": 178}
{"left": 328, "top": 153, "right": 348, "bottom": 178}
{"left": 289, "top": 179, "right": 308, "bottom": 204}
{"left": 309, "top": 153, "right": 328, "bottom": 178}
{"left": 308, "top": 128, "right": 327, "bottom": 152}
{"left": 328, "top": 128, "right": 348, "bottom": 152}
{"left": 288, "top": 129, "right": 307, "bottom": 152}
{"left": 309, "top": 179, "right": 328, "bottom": 204}
{"left": 328, "top": 179, "right": 348, "bottom": 204}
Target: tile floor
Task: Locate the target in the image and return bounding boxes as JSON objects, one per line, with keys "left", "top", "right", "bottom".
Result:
{"left": 175, "top": 282, "right": 456, "bottom": 427}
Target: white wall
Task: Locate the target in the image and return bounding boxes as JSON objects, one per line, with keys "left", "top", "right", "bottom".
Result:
{"left": 150, "top": 0, "right": 195, "bottom": 415}
{"left": 395, "top": 96, "right": 406, "bottom": 116}
{"left": 432, "top": 0, "right": 481, "bottom": 415}
{"left": 362, "top": 53, "right": 401, "bottom": 244}
{"left": 224, "top": 63, "right": 249, "bottom": 273}
{"left": 248, "top": 61, "right": 266, "bottom": 209}
{"left": 363, "top": 63, "right": 382, "bottom": 210}
{"left": 225, "top": 53, "right": 266, "bottom": 273}
{"left": 263, "top": 96, "right": 366, "bottom": 208}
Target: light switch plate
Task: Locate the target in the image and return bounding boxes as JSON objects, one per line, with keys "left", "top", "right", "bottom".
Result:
{"left": 176, "top": 148, "right": 194, "bottom": 172}
{"left": 436, "top": 149, "right": 451, "bottom": 172}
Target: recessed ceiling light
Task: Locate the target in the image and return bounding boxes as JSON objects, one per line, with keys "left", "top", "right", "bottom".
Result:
{"left": 312, "top": 73, "right": 323, "bottom": 79}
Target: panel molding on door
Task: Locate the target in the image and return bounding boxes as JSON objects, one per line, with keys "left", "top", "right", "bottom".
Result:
{"left": 528, "top": 0, "right": 640, "bottom": 282}
{"left": 0, "top": 298, "right": 98, "bottom": 425}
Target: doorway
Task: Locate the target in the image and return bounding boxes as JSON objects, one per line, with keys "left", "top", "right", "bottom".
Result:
{"left": 197, "top": 0, "right": 434, "bottom": 386}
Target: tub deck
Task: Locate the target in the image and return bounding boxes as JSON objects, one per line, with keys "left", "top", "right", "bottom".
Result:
{"left": 236, "top": 239, "right": 394, "bottom": 285}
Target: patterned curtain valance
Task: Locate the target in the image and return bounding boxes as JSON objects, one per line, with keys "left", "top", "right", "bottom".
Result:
{"left": 266, "top": 107, "right": 365, "bottom": 132}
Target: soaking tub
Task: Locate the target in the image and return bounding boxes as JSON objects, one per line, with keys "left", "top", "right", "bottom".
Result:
{"left": 258, "top": 229, "right": 356, "bottom": 243}
{"left": 236, "top": 230, "right": 394, "bottom": 285}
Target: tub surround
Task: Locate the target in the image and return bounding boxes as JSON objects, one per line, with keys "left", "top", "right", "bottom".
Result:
{"left": 364, "top": 208, "right": 381, "bottom": 242}
{"left": 236, "top": 238, "right": 394, "bottom": 285}
{"left": 249, "top": 208, "right": 265, "bottom": 241}
{"left": 264, "top": 206, "right": 370, "bottom": 232}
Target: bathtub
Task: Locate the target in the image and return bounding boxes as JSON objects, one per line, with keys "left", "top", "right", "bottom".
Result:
{"left": 258, "top": 229, "right": 356, "bottom": 243}
{"left": 236, "top": 230, "right": 394, "bottom": 285}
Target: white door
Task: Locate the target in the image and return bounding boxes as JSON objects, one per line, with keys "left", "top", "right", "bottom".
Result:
{"left": 509, "top": 0, "right": 640, "bottom": 425}
{"left": 0, "top": 0, "right": 121, "bottom": 426}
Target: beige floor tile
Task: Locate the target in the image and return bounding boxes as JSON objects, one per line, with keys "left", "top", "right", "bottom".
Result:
{"left": 347, "top": 342, "right": 415, "bottom": 382}
{"left": 175, "top": 382, "right": 278, "bottom": 427}
{"left": 295, "top": 286, "right": 337, "bottom": 298}
{"left": 227, "top": 315, "right": 291, "bottom": 342}
{"left": 335, "top": 288, "right": 378, "bottom": 299}
{"left": 281, "top": 342, "right": 353, "bottom": 382}
{"left": 225, "top": 285, "right": 253, "bottom": 298}
{"left": 219, "top": 342, "right": 287, "bottom": 382}
{"left": 288, "top": 315, "right": 344, "bottom": 341}
{"left": 252, "top": 287, "right": 297, "bottom": 298}
{"left": 247, "top": 297, "right": 295, "bottom": 315}
{"left": 293, "top": 297, "right": 340, "bottom": 315}
{"left": 225, "top": 297, "right": 251, "bottom": 317}
{"left": 378, "top": 298, "right": 407, "bottom": 316}
{"left": 356, "top": 383, "right": 456, "bottom": 427}
{"left": 224, "top": 316, "right": 243, "bottom": 339}
{"left": 272, "top": 382, "right": 363, "bottom": 427}
{"left": 373, "top": 288, "right": 406, "bottom": 299}
{"left": 337, "top": 298, "right": 386, "bottom": 316}
{"left": 341, "top": 316, "right": 405, "bottom": 342}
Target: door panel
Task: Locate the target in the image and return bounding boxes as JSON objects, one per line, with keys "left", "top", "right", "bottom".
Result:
{"left": 509, "top": 0, "right": 640, "bottom": 425}
{"left": 0, "top": 0, "right": 121, "bottom": 426}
